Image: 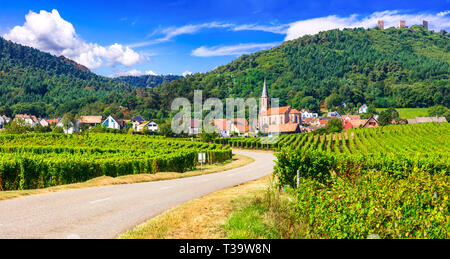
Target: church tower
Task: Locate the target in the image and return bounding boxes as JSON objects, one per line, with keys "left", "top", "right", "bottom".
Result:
{"left": 260, "top": 78, "right": 270, "bottom": 114}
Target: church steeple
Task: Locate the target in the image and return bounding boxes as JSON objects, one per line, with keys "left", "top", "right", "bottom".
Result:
{"left": 261, "top": 78, "right": 269, "bottom": 98}
{"left": 260, "top": 78, "right": 270, "bottom": 114}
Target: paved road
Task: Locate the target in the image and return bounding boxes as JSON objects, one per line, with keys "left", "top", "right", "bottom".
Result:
{"left": 0, "top": 150, "right": 276, "bottom": 239}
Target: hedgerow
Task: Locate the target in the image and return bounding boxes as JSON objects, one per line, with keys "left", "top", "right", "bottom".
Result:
{"left": 0, "top": 133, "right": 232, "bottom": 191}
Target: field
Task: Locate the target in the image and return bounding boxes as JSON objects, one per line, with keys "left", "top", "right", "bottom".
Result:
{"left": 274, "top": 123, "right": 449, "bottom": 239}
{"left": 376, "top": 108, "right": 429, "bottom": 119}
{"left": 0, "top": 133, "right": 232, "bottom": 191}
{"left": 214, "top": 123, "right": 449, "bottom": 238}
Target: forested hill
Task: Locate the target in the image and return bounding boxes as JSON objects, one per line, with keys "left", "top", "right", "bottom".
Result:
{"left": 115, "top": 74, "right": 182, "bottom": 88}
{"left": 0, "top": 26, "right": 449, "bottom": 120}
{"left": 155, "top": 26, "right": 449, "bottom": 112}
{"left": 0, "top": 36, "right": 137, "bottom": 117}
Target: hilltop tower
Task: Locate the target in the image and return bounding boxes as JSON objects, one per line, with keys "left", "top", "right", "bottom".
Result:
{"left": 423, "top": 20, "right": 429, "bottom": 30}
{"left": 260, "top": 78, "right": 270, "bottom": 114}
{"left": 398, "top": 20, "right": 406, "bottom": 28}
{"left": 378, "top": 20, "right": 384, "bottom": 30}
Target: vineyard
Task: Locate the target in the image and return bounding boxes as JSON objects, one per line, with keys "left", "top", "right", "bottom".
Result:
{"left": 273, "top": 122, "right": 449, "bottom": 239}
{"left": 216, "top": 122, "right": 450, "bottom": 157}
{"left": 0, "top": 133, "right": 232, "bottom": 191}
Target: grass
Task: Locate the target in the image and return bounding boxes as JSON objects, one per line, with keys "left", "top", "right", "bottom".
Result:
{"left": 119, "top": 175, "right": 313, "bottom": 239}
{"left": 119, "top": 176, "right": 271, "bottom": 239}
{"left": 225, "top": 200, "right": 276, "bottom": 239}
{"left": 224, "top": 185, "right": 313, "bottom": 239}
{"left": 376, "top": 108, "right": 430, "bottom": 119}
{"left": 0, "top": 154, "right": 254, "bottom": 201}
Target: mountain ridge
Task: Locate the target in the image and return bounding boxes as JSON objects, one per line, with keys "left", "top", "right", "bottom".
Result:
{"left": 154, "top": 26, "right": 449, "bottom": 111}
{"left": 0, "top": 26, "right": 448, "bottom": 120}
{"left": 114, "top": 74, "right": 183, "bottom": 88}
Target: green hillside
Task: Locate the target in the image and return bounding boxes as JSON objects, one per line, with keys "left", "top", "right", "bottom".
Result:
{"left": 115, "top": 74, "right": 182, "bottom": 88}
{"left": 0, "top": 37, "right": 166, "bottom": 119}
{"left": 0, "top": 26, "right": 448, "bottom": 120}
{"left": 376, "top": 108, "right": 429, "bottom": 119}
{"left": 155, "top": 26, "right": 449, "bottom": 111}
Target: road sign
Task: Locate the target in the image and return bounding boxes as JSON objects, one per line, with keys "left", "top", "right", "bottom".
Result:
{"left": 198, "top": 153, "right": 206, "bottom": 163}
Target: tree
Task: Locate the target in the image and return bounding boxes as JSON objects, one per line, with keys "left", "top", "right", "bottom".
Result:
{"left": 314, "top": 118, "right": 343, "bottom": 135}
{"left": 200, "top": 129, "right": 219, "bottom": 143}
{"left": 378, "top": 108, "right": 400, "bottom": 126}
{"left": 326, "top": 118, "right": 343, "bottom": 133}
{"left": 1, "top": 119, "right": 32, "bottom": 134}
{"left": 34, "top": 124, "right": 52, "bottom": 133}
{"left": 428, "top": 105, "right": 450, "bottom": 122}
{"left": 428, "top": 105, "right": 448, "bottom": 117}
{"left": 61, "top": 113, "right": 76, "bottom": 132}
{"left": 0, "top": 106, "right": 12, "bottom": 117}
{"left": 158, "top": 120, "right": 173, "bottom": 137}
{"left": 378, "top": 111, "right": 392, "bottom": 126}
{"left": 299, "top": 96, "right": 320, "bottom": 113}
{"left": 325, "top": 94, "right": 343, "bottom": 110}
{"left": 361, "top": 105, "right": 378, "bottom": 119}
{"left": 52, "top": 126, "right": 64, "bottom": 133}
{"left": 199, "top": 122, "right": 219, "bottom": 143}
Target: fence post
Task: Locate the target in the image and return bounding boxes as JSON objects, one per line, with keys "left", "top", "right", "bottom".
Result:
{"left": 297, "top": 170, "right": 300, "bottom": 189}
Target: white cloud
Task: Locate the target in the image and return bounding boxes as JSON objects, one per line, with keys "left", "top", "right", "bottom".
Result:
{"left": 285, "top": 10, "right": 450, "bottom": 41}
{"left": 3, "top": 9, "right": 147, "bottom": 69}
{"left": 129, "top": 22, "right": 290, "bottom": 48}
{"left": 110, "top": 69, "right": 158, "bottom": 78}
{"left": 437, "top": 10, "right": 450, "bottom": 17}
{"left": 192, "top": 42, "right": 279, "bottom": 57}
{"left": 129, "top": 22, "right": 233, "bottom": 48}
{"left": 145, "top": 70, "right": 158, "bottom": 76}
{"left": 232, "top": 24, "right": 288, "bottom": 34}
{"left": 130, "top": 9, "right": 450, "bottom": 53}
{"left": 182, "top": 70, "right": 193, "bottom": 77}
{"left": 160, "top": 22, "right": 232, "bottom": 41}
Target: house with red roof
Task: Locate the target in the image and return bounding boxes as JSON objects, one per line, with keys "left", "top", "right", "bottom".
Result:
{"left": 343, "top": 120, "right": 354, "bottom": 130}
{"left": 230, "top": 118, "right": 250, "bottom": 136}
{"left": 212, "top": 118, "right": 254, "bottom": 137}
{"left": 213, "top": 119, "right": 231, "bottom": 137}
{"left": 79, "top": 116, "right": 103, "bottom": 127}
{"left": 14, "top": 114, "right": 39, "bottom": 126}
{"left": 267, "top": 123, "right": 301, "bottom": 136}
{"left": 342, "top": 114, "right": 361, "bottom": 121}
{"left": 303, "top": 117, "right": 320, "bottom": 126}
{"left": 319, "top": 118, "right": 330, "bottom": 125}
{"left": 362, "top": 116, "right": 379, "bottom": 128}
{"left": 47, "top": 118, "right": 60, "bottom": 126}
{"left": 258, "top": 79, "right": 302, "bottom": 135}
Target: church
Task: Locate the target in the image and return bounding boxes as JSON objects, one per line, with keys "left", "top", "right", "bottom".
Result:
{"left": 258, "top": 79, "right": 302, "bottom": 134}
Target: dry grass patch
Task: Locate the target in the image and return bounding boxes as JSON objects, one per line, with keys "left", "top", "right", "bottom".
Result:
{"left": 0, "top": 154, "right": 254, "bottom": 201}
{"left": 119, "top": 176, "right": 271, "bottom": 239}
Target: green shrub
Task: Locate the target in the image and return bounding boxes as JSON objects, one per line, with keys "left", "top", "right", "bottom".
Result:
{"left": 296, "top": 169, "right": 449, "bottom": 239}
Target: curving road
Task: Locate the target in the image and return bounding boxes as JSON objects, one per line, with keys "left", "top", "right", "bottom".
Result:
{"left": 0, "top": 150, "right": 276, "bottom": 239}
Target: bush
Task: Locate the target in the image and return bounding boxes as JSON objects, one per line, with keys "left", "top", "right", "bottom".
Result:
{"left": 274, "top": 146, "right": 450, "bottom": 239}
{"left": 296, "top": 170, "right": 449, "bottom": 239}
{"left": 52, "top": 126, "right": 64, "bottom": 133}
{"left": 275, "top": 148, "right": 334, "bottom": 187}
{"left": 0, "top": 133, "right": 232, "bottom": 190}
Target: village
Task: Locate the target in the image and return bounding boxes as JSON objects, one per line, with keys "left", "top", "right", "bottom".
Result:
{"left": 0, "top": 79, "right": 446, "bottom": 137}
{"left": 0, "top": 0, "right": 449, "bottom": 242}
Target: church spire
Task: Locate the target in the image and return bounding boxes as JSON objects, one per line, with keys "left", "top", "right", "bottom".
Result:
{"left": 261, "top": 78, "right": 269, "bottom": 98}
{"left": 260, "top": 78, "right": 270, "bottom": 115}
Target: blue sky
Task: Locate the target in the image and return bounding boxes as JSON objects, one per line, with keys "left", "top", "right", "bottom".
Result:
{"left": 0, "top": 0, "right": 449, "bottom": 77}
